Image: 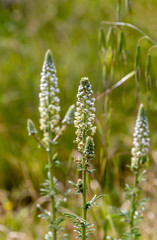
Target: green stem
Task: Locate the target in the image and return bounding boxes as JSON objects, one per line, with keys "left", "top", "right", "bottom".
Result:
{"left": 82, "top": 162, "right": 87, "bottom": 240}
{"left": 82, "top": 126, "right": 87, "bottom": 240}
{"left": 130, "top": 166, "right": 139, "bottom": 240}
{"left": 48, "top": 120, "right": 57, "bottom": 240}
{"left": 47, "top": 71, "right": 57, "bottom": 240}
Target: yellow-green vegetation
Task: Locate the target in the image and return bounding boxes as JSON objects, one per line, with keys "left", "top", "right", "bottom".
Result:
{"left": 0, "top": 0, "right": 157, "bottom": 239}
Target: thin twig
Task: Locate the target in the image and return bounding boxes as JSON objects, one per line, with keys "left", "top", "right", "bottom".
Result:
{"left": 52, "top": 125, "right": 67, "bottom": 144}
{"left": 95, "top": 71, "right": 135, "bottom": 101}
{"left": 100, "top": 21, "right": 157, "bottom": 45}
{"left": 32, "top": 135, "right": 46, "bottom": 149}
{"left": 32, "top": 125, "right": 67, "bottom": 148}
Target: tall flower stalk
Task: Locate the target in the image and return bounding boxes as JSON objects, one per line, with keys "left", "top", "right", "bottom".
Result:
{"left": 75, "top": 77, "right": 96, "bottom": 240}
{"left": 118, "top": 104, "right": 150, "bottom": 240}
{"left": 27, "top": 50, "right": 75, "bottom": 240}
{"left": 74, "top": 78, "right": 96, "bottom": 240}
{"left": 65, "top": 77, "right": 103, "bottom": 240}
{"left": 129, "top": 104, "right": 150, "bottom": 240}
{"left": 39, "top": 50, "right": 60, "bottom": 240}
{"left": 39, "top": 50, "right": 60, "bottom": 145}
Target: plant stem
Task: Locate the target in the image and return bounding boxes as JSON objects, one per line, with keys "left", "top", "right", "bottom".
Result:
{"left": 48, "top": 119, "right": 57, "bottom": 240}
{"left": 130, "top": 166, "right": 139, "bottom": 240}
{"left": 82, "top": 161, "right": 87, "bottom": 240}
{"left": 32, "top": 134, "right": 46, "bottom": 149}
{"left": 52, "top": 124, "right": 67, "bottom": 144}
{"left": 95, "top": 71, "right": 135, "bottom": 101}
{"left": 82, "top": 125, "right": 87, "bottom": 240}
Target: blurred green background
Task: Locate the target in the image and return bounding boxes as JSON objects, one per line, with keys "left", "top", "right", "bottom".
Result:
{"left": 0, "top": 0, "right": 157, "bottom": 239}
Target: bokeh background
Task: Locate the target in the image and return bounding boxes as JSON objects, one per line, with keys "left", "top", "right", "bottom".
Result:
{"left": 0, "top": 0, "right": 157, "bottom": 239}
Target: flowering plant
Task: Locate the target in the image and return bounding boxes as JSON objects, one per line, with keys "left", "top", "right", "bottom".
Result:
{"left": 65, "top": 77, "right": 104, "bottom": 240}
{"left": 117, "top": 104, "right": 150, "bottom": 240}
{"left": 27, "top": 50, "right": 75, "bottom": 240}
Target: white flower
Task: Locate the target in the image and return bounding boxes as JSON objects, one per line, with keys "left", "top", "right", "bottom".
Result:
{"left": 74, "top": 77, "right": 96, "bottom": 152}
{"left": 131, "top": 104, "right": 150, "bottom": 168}
{"left": 39, "top": 50, "right": 60, "bottom": 145}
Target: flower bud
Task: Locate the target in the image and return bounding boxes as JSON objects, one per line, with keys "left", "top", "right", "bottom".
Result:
{"left": 62, "top": 104, "right": 75, "bottom": 125}
{"left": 27, "top": 119, "right": 37, "bottom": 136}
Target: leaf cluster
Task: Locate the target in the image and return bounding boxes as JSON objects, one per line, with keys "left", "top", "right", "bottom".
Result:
{"left": 64, "top": 213, "right": 95, "bottom": 239}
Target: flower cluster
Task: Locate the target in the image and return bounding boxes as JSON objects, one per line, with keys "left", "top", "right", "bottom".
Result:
{"left": 39, "top": 50, "right": 60, "bottom": 144}
{"left": 74, "top": 77, "right": 96, "bottom": 151}
{"left": 131, "top": 104, "right": 150, "bottom": 168}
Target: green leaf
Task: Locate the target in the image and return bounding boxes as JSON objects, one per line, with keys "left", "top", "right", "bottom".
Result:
{"left": 68, "top": 180, "right": 78, "bottom": 188}
{"left": 86, "top": 169, "right": 95, "bottom": 174}
{"left": 86, "top": 194, "right": 105, "bottom": 210}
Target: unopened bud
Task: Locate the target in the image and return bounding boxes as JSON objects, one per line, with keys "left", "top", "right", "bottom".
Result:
{"left": 27, "top": 119, "right": 37, "bottom": 136}
{"left": 62, "top": 105, "right": 75, "bottom": 125}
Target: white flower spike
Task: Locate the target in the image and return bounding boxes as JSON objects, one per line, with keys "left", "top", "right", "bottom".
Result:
{"left": 39, "top": 50, "right": 60, "bottom": 144}
{"left": 131, "top": 104, "right": 150, "bottom": 168}
{"left": 74, "top": 77, "right": 96, "bottom": 151}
